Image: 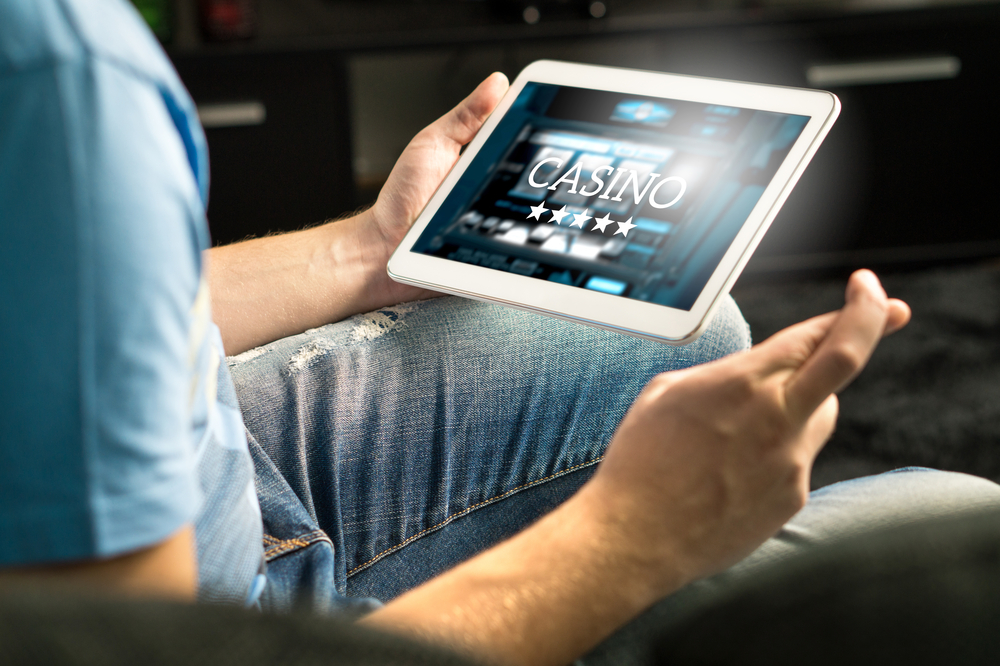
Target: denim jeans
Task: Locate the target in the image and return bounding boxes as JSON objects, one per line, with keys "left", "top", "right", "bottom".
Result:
{"left": 228, "top": 294, "right": 750, "bottom": 613}
{"left": 227, "top": 295, "right": 1000, "bottom": 656}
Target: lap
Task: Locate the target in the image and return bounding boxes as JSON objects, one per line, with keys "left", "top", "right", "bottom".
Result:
{"left": 228, "top": 294, "right": 1000, "bottom": 648}
{"left": 228, "top": 295, "right": 751, "bottom": 610}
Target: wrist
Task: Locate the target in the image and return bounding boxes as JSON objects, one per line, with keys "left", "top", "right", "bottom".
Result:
{"left": 570, "top": 478, "right": 693, "bottom": 602}
{"left": 323, "top": 207, "right": 382, "bottom": 274}
{"left": 316, "top": 208, "right": 398, "bottom": 312}
{"left": 334, "top": 204, "right": 440, "bottom": 311}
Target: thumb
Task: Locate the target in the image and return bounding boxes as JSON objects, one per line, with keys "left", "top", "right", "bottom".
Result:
{"left": 431, "top": 72, "right": 509, "bottom": 148}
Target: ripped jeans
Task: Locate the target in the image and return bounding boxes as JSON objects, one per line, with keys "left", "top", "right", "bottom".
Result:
{"left": 228, "top": 294, "right": 752, "bottom": 612}
{"left": 227, "top": 295, "right": 1000, "bottom": 657}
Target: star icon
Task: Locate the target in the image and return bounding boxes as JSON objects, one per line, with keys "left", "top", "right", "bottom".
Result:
{"left": 591, "top": 213, "right": 614, "bottom": 233}
{"left": 569, "top": 210, "right": 592, "bottom": 229}
{"left": 548, "top": 205, "right": 571, "bottom": 225}
{"left": 527, "top": 202, "right": 548, "bottom": 221}
{"left": 614, "top": 217, "right": 637, "bottom": 238}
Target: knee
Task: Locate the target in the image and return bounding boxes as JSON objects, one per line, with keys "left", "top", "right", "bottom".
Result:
{"left": 795, "top": 468, "right": 1000, "bottom": 548}
{"left": 694, "top": 295, "right": 753, "bottom": 358}
{"left": 728, "top": 469, "right": 1000, "bottom": 577}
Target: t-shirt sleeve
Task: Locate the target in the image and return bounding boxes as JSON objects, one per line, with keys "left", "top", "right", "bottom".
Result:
{"left": 0, "top": 52, "right": 206, "bottom": 564}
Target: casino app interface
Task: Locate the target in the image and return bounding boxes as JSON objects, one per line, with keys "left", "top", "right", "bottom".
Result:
{"left": 412, "top": 83, "right": 808, "bottom": 311}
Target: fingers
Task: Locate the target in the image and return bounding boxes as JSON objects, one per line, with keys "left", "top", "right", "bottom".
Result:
{"left": 431, "top": 72, "right": 510, "bottom": 148}
{"left": 754, "top": 310, "right": 840, "bottom": 375}
{"left": 885, "top": 298, "right": 911, "bottom": 335}
{"left": 799, "top": 394, "right": 840, "bottom": 462}
{"left": 783, "top": 270, "right": 890, "bottom": 417}
{"left": 752, "top": 292, "right": 909, "bottom": 382}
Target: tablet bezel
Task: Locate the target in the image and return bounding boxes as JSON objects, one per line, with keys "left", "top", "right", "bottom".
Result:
{"left": 388, "top": 60, "right": 840, "bottom": 344}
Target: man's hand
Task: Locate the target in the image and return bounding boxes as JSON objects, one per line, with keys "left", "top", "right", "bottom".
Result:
{"left": 209, "top": 73, "right": 509, "bottom": 355}
{"left": 584, "top": 270, "right": 910, "bottom": 591}
{"left": 370, "top": 72, "right": 510, "bottom": 255}
{"left": 573, "top": 268, "right": 909, "bottom": 596}
{"left": 355, "top": 71, "right": 512, "bottom": 308}
{"left": 363, "top": 270, "right": 910, "bottom": 666}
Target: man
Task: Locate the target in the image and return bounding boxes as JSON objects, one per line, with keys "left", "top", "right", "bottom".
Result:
{"left": 3, "top": 1, "right": 999, "bottom": 665}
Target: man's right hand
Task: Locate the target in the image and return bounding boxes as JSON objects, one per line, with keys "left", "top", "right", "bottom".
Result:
{"left": 363, "top": 269, "right": 910, "bottom": 666}
{"left": 583, "top": 269, "right": 911, "bottom": 592}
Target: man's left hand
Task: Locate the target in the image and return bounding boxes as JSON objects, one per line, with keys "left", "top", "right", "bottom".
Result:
{"left": 362, "top": 72, "right": 510, "bottom": 305}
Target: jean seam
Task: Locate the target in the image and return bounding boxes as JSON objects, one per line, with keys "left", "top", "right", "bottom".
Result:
{"left": 262, "top": 529, "right": 332, "bottom": 562}
{"left": 346, "top": 456, "right": 604, "bottom": 577}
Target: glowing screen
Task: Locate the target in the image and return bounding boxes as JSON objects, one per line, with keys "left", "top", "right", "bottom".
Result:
{"left": 412, "top": 83, "right": 808, "bottom": 310}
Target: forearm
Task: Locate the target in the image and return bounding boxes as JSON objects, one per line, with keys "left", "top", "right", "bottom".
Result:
{"left": 208, "top": 73, "right": 510, "bottom": 356}
{"left": 207, "top": 210, "right": 429, "bottom": 356}
{"left": 360, "top": 484, "right": 684, "bottom": 666}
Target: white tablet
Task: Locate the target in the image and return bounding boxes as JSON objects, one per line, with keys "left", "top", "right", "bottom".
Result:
{"left": 388, "top": 60, "right": 840, "bottom": 344}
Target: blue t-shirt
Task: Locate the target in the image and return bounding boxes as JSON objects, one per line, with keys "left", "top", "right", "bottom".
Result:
{"left": 0, "top": 0, "right": 264, "bottom": 604}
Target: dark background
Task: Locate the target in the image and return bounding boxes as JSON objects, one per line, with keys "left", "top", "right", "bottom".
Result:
{"left": 160, "top": 0, "right": 1000, "bottom": 488}
{"left": 164, "top": 0, "right": 1000, "bottom": 271}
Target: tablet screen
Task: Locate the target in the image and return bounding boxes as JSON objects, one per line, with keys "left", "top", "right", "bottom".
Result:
{"left": 411, "top": 83, "right": 808, "bottom": 311}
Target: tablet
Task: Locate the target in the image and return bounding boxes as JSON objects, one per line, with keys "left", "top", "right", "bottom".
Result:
{"left": 388, "top": 60, "right": 840, "bottom": 344}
